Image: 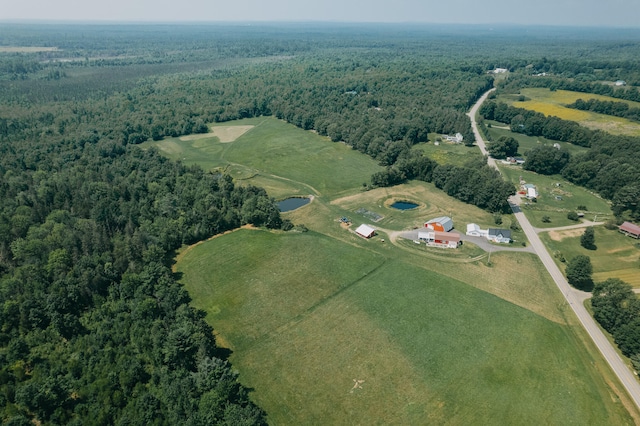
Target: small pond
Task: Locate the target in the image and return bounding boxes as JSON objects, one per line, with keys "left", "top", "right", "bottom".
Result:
{"left": 390, "top": 201, "right": 419, "bottom": 210}
{"left": 278, "top": 197, "right": 311, "bottom": 212}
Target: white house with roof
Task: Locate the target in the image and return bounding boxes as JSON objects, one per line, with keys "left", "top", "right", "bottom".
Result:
{"left": 488, "top": 228, "right": 512, "bottom": 243}
{"left": 444, "top": 133, "right": 464, "bottom": 143}
{"left": 466, "top": 223, "right": 489, "bottom": 238}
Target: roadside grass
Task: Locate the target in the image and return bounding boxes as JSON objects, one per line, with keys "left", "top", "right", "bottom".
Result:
{"left": 539, "top": 227, "right": 640, "bottom": 287}
{"left": 498, "top": 166, "right": 613, "bottom": 228}
{"left": 177, "top": 229, "right": 635, "bottom": 425}
{"left": 500, "top": 88, "right": 640, "bottom": 137}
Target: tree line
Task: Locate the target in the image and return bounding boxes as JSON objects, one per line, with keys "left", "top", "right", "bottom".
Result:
{"left": 566, "top": 98, "right": 640, "bottom": 123}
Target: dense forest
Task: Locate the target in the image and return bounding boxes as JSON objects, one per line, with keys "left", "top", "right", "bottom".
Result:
{"left": 1, "top": 23, "right": 640, "bottom": 424}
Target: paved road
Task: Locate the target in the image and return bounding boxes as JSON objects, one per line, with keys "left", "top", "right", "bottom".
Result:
{"left": 469, "top": 90, "right": 640, "bottom": 410}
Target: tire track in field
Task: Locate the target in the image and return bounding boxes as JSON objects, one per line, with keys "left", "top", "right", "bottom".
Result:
{"left": 255, "top": 258, "right": 389, "bottom": 342}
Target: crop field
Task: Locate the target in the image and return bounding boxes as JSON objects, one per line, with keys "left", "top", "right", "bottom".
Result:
{"left": 540, "top": 227, "right": 640, "bottom": 287}
{"left": 177, "top": 228, "right": 634, "bottom": 425}
{"left": 502, "top": 88, "right": 640, "bottom": 137}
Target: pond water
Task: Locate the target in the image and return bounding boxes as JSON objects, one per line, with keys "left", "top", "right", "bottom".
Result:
{"left": 278, "top": 197, "right": 311, "bottom": 212}
{"left": 391, "top": 201, "right": 419, "bottom": 210}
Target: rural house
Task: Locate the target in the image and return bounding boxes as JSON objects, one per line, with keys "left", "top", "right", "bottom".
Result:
{"left": 355, "top": 224, "right": 376, "bottom": 239}
{"left": 619, "top": 221, "right": 640, "bottom": 239}
{"left": 488, "top": 228, "right": 512, "bottom": 243}
{"left": 466, "top": 223, "right": 489, "bottom": 238}
{"left": 418, "top": 230, "right": 460, "bottom": 249}
{"left": 425, "top": 216, "right": 454, "bottom": 232}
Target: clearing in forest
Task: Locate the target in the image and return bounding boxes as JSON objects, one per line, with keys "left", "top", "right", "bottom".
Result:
{"left": 170, "top": 117, "right": 636, "bottom": 425}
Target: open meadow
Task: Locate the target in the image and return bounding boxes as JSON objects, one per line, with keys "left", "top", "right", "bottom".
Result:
{"left": 177, "top": 229, "right": 634, "bottom": 425}
{"left": 539, "top": 226, "right": 640, "bottom": 288}
{"left": 501, "top": 88, "right": 640, "bottom": 137}
{"left": 168, "top": 118, "right": 637, "bottom": 424}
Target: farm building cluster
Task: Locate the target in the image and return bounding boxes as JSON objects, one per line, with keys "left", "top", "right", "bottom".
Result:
{"left": 418, "top": 216, "right": 460, "bottom": 248}
{"left": 353, "top": 215, "right": 513, "bottom": 248}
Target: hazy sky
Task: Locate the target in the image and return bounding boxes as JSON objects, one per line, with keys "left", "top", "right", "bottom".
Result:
{"left": 3, "top": 0, "right": 640, "bottom": 27}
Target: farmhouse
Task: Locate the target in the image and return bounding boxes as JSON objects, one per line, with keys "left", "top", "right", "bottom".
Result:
{"left": 488, "top": 228, "right": 512, "bottom": 243}
{"left": 418, "top": 230, "right": 460, "bottom": 248}
{"left": 443, "top": 133, "right": 464, "bottom": 143}
{"left": 619, "top": 221, "right": 640, "bottom": 239}
{"left": 355, "top": 224, "right": 376, "bottom": 239}
{"left": 425, "top": 216, "right": 454, "bottom": 232}
{"left": 466, "top": 223, "right": 489, "bottom": 238}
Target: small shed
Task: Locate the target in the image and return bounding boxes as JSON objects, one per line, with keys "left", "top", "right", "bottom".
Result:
{"left": 619, "top": 222, "right": 640, "bottom": 239}
{"left": 355, "top": 224, "right": 376, "bottom": 239}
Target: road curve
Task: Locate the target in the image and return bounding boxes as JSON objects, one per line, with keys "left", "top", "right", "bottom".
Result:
{"left": 469, "top": 89, "right": 640, "bottom": 411}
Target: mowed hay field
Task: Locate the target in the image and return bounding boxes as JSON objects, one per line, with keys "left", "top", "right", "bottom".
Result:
{"left": 540, "top": 226, "right": 640, "bottom": 287}
{"left": 177, "top": 228, "right": 635, "bottom": 425}
{"left": 145, "top": 117, "right": 383, "bottom": 199}
{"left": 504, "top": 88, "right": 640, "bottom": 137}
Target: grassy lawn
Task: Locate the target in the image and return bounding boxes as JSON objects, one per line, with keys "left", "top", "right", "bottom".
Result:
{"left": 500, "top": 88, "right": 640, "bottom": 137}
{"left": 498, "top": 166, "right": 613, "bottom": 228}
{"left": 539, "top": 226, "right": 640, "bottom": 287}
{"left": 414, "top": 133, "right": 483, "bottom": 166}
{"left": 177, "top": 228, "right": 634, "bottom": 425}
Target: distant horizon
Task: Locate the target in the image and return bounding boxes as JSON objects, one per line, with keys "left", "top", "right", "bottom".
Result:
{"left": 2, "top": 19, "right": 640, "bottom": 31}
{"left": 3, "top": 0, "right": 640, "bottom": 28}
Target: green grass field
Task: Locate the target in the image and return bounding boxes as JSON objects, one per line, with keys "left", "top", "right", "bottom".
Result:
{"left": 167, "top": 117, "right": 637, "bottom": 424}
{"left": 177, "top": 229, "right": 635, "bottom": 425}
{"left": 144, "top": 117, "right": 383, "bottom": 199}
{"left": 539, "top": 226, "right": 640, "bottom": 287}
{"left": 500, "top": 88, "right": 640, "bottom": 137}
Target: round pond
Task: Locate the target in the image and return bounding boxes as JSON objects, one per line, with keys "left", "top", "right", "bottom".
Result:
{"left": 390, "top": 201, "right": 419, "bottom": 210}
{"left": 278, "top": 197, "right": 311, "bottom": 212}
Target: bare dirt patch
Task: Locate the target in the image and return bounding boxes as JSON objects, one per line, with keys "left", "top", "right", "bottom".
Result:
{"left": 179, "top": 133, "right": 216, "bottom": 142}
{"left": 548, "top": 228, "right": 584, "bottom": 242}
{"left": 212, "top": 125, "right": 254, "bottom": 143}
